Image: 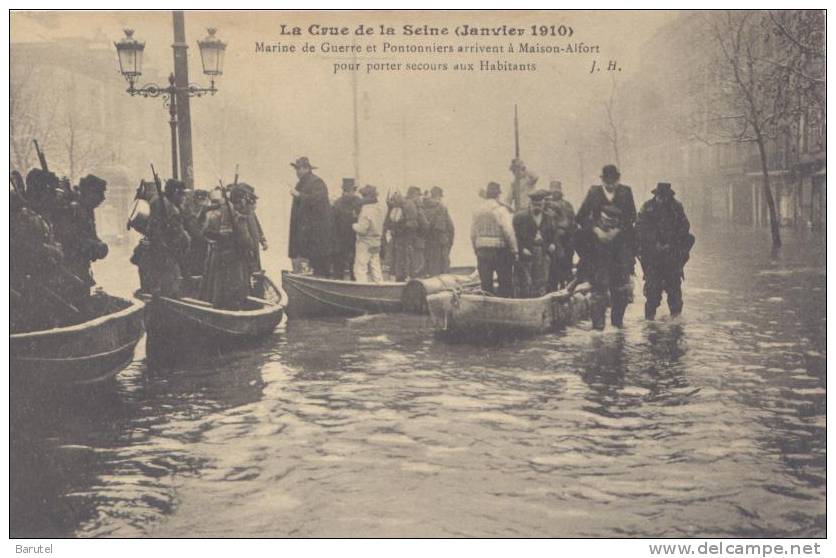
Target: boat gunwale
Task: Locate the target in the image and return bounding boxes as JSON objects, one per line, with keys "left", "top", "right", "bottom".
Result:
{"left": 10, "top": 297, "right": 145, "bottom": 341}
{"left": 137, "top": 293, "right": 284, "bottom": 319}
{"left": 282, "top": 270, "right": 406, "bottom": 289}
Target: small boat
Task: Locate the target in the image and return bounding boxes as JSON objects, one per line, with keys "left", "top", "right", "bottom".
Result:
{"left": 11, "top": 293, "right": 145, "bottom": 384}
{"left": 136, "top": 275, "right": 285, "bottom": 345}
{"left": 282, "top": 266, "right": 477, "bottom": 319}
{"left": 426, "top": 284, "right": 592, "bottom": 338}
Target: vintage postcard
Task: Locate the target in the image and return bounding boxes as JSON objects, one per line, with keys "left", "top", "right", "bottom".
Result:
{"left": 8, "top": 8, "right": 827, "bottom": 547}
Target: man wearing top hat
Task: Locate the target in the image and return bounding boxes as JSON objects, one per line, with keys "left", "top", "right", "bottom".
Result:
{"left": 332, "top": 178, "right": 364, "bottom": 280}
{"left": 636, "top": 182, "right": 695, "bottom": 320}
{"left": 546, "top": 180, "right": 576, "bottom": 291}
{"left": 288, "top": 156, "right": 335, "bottom": 277}
{"left": 513, "top": 189, "right": 557, "bottom": 298}
{"left": 576, "top": 164, "right": 637, "bottom": 330}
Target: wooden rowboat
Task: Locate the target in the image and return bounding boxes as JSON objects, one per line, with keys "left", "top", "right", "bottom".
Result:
{"left": 136, "top": 275, "right": 285, "bottom": 343}
{"left": 426, "top": 285, "right": 592, "bottom": 338}
{"left": 282, "top": 267, "right": 477, "bottom": 319}
{"left": 10, "top": 294, "right": 145, "bottom": 384}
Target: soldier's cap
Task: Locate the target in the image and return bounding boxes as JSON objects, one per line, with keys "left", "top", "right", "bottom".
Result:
{"left": 237, "top": 182, "right": 256, "bottom": 197}
{"left": 549, "top": 180, "right": 563, "bottom": 193}
{"left": 194, "top": 189, "right": 210, "bottom": 200}
{"left": 164, "top": 178, "right": 187, "bottom": 196}
{"left": 290, "top": 156, "right": 316, "bottom": 170}
{"left": 509, "top": 158, "right": 526, "bottom": 172}
{"left": 229, "top": 184, "right": 251, "bottom": 203}
{"left": 79, "top": 174, "right": 107, "bottom": 193}
{"left": 430, "top": 185, "right": 444, "bottom": 198}
{"left": 601, "top": 164, "right": 620, "bottom": 180}
{"left": 528, "top": 189, "right": 550, "bottom": 202}
{"left": 406, "top": 186, "right": 422, "bottom": 197}
{"left": 485, "top": 181, "right": 502, "bottom": 198}
{"left": 341, "top": 178, "right": 357, "bottom": 191}
{"left": 652, "top": 182, "right": 674, "bottom": 196}
{"left": 360, "top": 184, "right": 378, "bottom": 199}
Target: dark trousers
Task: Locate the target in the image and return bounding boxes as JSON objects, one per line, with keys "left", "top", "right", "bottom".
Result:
{"left": 644, "top": 269, "right": 683, "bottom": 318}
{"left": 309, "top": 253, "right": 332, "bottom": 278}
{"left": 476, "top": 247, "right": 514, "bottom": 298}
{"left": 588, "top": 245, "right": 633, "bottom": 329}
{"left": 332, "top": 242, "right": 356, "bottom": 280}
{"left": 515, "top": 246, "right": 549, "bottom": 298}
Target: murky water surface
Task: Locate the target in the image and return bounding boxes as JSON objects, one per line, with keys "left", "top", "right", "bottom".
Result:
{"left": 11, "top": 227, "right": 826, "bottom": 537}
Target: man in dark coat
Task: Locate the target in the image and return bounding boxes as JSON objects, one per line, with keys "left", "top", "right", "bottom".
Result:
{"left": 406, "top": 186, "right": 428, "bottom": 278}
{"left": 422, "top": 186, "right": 455, "bottom": 277}
{"left": 636, "top": 182, "right": 695, "bottom": 320}
{"left": 331, "top": 178, "right": 363, "bottom": 279}
{"left": 513, "top": 189, "right": 557, "bottom": 298}
{"left": 289, "top": 156, "right": 334, "bottom": 277}
{"left": 200, "top": 185, "right": 254, "bottom": 309}
{"left": 546, "top": 180, "right": 576, "bottom": 291}
{"left": 10, "top": 188, "right": 67, "bottom": 331}
{"left": 386, "top": 187, "right": 426, "bottom": 281}
{"left": 59, "top": 174, "right": 109, "bottom": 306}
{"left": 138, "top": 179, "right": 190, "bottom": 298}
{"left": 576, "top": 164, "right": 637, "bottom": 330}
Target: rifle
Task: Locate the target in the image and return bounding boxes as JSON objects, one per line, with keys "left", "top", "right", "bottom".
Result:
{"left": 150, "top": 163, "right": 167, "bottom": 220}
{"left": 10, "top": 170, "right": 25, "bottom": 196}
{"left": 33, "top": 139, "right": 49, "bottom": 172}
{"left": 233, "top": 163, "right": 239, "bottom": 185}
{"left": 514, "top": 104, "right": 520, "bottom": 160}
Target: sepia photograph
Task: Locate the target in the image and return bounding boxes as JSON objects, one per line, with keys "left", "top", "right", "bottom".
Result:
{"left": 7, "top": 7, "right": 828, "bottom": 546}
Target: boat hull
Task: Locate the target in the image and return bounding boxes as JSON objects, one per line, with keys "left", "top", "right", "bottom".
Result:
{"left": 282, "top": 271, "right": 405, "bottom": 318}
{"left": 427, "top": 288, "right": 591, "bottom": 338}
{"left": 10, "top": 295, "right": 145, "bottom": 384}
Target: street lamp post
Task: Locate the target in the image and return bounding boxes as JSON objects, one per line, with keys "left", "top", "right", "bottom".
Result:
{"left": 114, "top": 26, "right": 226, "bottom": 183}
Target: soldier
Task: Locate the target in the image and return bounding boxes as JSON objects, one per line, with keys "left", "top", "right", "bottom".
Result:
{"left": 60, "top": 174, "right": 109, "bottom": 304}
{"left": 576, "top": 164, "right": 637, "bottom": 330}
{"left": 513, "top": 189, "right": 557, "bottom": 298}
{"left": 352, "top": 185, "right": 386, "bottom": 283}
{"left": 386, "top": 187, "right": 426, "bottom": 281}
{"left": 506, "top": 158, "right": 539, "bottom": 211}
{"left": 546, "top": 180, "right": 576, "bottom": 291}
{"left": 636, "top": 182, "right": 695, "bottom": 320}
{"left": 200, "top": 185, "right": 254, "bottom": 309}
{"left": 180, "top": 188, "right": 212, "bottom": 279}
{"left": 406, "top": 186, "right": 429, "bottom": 278}
{"left": 139, "top": 179, "right": 190, "bottom": 298}
{"left": 10, "top": 188, "right": 66, "bottom": 331}
{"left": 237, "top": 183, "right": 267, "bottom": 274}
{"left": 288, "top": 156, "right": 334, "bottom": 277}
{"left": 471, "top": 181, "right": 518, "bottom": 297}
{"left": 331, "top": 178, "right": 363, "bottom": 280}
{"left": 422, "top": 186, "right": 455, "bottom": 277}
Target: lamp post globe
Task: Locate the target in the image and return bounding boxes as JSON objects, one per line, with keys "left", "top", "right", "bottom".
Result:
{"left": 197, "top": 28, "right": 227, "bottom": 78}
{"left": 114, "top": 28, "right": 145, "bottom": 85}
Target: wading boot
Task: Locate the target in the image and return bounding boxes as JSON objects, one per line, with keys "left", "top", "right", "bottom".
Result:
{"left": 645, "top": 302, "right": 656, "bottom": 321}
{"left": 611, "top": 303, "right": 627, "bottom": 328}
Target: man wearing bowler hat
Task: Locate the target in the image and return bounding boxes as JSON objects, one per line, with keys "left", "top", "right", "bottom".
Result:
{"left": 288, "top": 156, "right": 335, "bottom": 277}
{"left": 636, "top": 182, "right": 695, "bottom": 320}
{"left": 576, "top": 164, "right": 637, "bottom": 330}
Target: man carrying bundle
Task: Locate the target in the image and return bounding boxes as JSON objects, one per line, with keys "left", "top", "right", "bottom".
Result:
{"left": 636, "top": 182, "right": 695, "bottom": 320}
{"left": 576, "top": 164, "right": 637, "bottom": 330}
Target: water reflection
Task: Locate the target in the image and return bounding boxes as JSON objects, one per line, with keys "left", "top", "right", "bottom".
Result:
{"left": 10, "top": 226, "right": 827, "bottom": 538}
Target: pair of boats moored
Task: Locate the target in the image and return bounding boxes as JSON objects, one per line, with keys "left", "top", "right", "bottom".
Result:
{"left": 10, "top": 267, "right": 592, "bottom": 385}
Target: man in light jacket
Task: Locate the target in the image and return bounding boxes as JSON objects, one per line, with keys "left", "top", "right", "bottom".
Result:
{"left": 352, "top": 185, "right": 386, "bottom": 283}
{"left": 471, "top": 181, "right": 518, "bottom": 297}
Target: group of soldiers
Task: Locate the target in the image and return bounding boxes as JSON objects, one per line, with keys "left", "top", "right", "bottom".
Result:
{"left": 131, "top": 177, "right": 268, "bottom": 310}
{"left": 472, "top": 162, "right": 695, "bottom": 330}
{"left": 288, "top": 156, "right": 455, "bottom": 282}
{"left": 10, "top": 167, "right": 109, "bottom": 332}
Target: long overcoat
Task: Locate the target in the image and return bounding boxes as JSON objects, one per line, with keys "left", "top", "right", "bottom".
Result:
{"left": 288, "top": 171, "right": 334, "bottom": 262}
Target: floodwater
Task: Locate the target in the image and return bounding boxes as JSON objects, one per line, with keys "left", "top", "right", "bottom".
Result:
{"left": 10, "top": 226, "right": 826, "bottom": 538}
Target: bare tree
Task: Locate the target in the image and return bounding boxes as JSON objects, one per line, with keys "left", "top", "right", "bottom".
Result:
{"left": 10, "top": 65, "right": 59, "bottom": 173}
{"left": 705, "top": 11, "right": 785, "bottom": 249}
{"left": 61, "top": 77, "right": 105, "bottom": 183}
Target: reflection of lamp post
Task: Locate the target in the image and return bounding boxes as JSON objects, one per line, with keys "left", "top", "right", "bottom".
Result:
{"left": 115, "top": 27, "right": 226, "bottom": 180}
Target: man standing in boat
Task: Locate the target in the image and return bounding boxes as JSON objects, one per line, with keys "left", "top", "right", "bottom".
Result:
{"left": 141, "top": 179, "right": 191, "bottom": 298}
{"left": 422, "top": 186, "right": 455, "bottom": 277}
{"left": 288, "top": 156, "right": 335, "bottom": 277}
{"left": 352, "top": 185, "right": 386, "bottom": 283}
{"left": 576, "top": 165, "right": 637, "bottom": 330}
{"left": 513, "top": 189, "right": 557, "bottom": 298}
{"left": 201, "top": 184, "right": 254, "bottom": 309}
{"left": 546, "top": 180, "right": 576, "bottom": 291}
{"left": 636, "top": 182, "right": 695, "bottom": 320}
{"left": 332, "top": 178, "right": 363, "bottom": 280}
{"left": 471, "top": 181, "right": 518, "bottom": 297}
